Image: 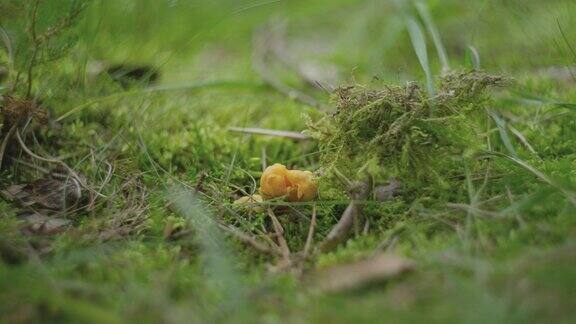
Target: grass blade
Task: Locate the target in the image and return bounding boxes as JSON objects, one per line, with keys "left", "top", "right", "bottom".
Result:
{"left": 557, "top": 19, "right": 576, "bottom": 66}
{"left": 508, "top": 124, "right": 540, "bottom": 159}
{"left": 414, "top": 1, "right": 450, "bottom": 72}
{"left": 488, "top": 109, "right": 517, "bottom": 157}
{"left": 406, "top": 16, "right": 435, "bottom": 99}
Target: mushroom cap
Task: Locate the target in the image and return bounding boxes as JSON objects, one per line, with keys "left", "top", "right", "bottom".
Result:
{"left": 286, "top": 169, "right": 317, "bottom": 202}
{"left": 259, "top": 163, "right": 290, "bottom": 199}
{"left": 259, "top": 163, "right": 318, "bottom": 202}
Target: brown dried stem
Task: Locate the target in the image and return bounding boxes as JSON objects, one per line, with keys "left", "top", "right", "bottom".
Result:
{"left": 320, "top": 176, "right": 373, "bottom": 252}
{"left": 268, "top": 207, "right": 291, "bottom": 262}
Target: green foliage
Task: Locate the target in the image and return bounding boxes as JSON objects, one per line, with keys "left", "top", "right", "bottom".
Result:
{"left": 0, "top": 0, "right": 90, "bottom": 96}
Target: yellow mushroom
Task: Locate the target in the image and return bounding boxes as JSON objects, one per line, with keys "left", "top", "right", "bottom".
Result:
{"left": 259, "top": 163, "right": 318, "bottom": 202}
{"left": 259, "top": 163, "right": 290, "bottom": 199}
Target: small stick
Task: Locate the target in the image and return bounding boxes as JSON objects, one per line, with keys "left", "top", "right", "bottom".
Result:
{"left": 320, "top": 201, "right": 361, "bottom": 252}
{"left": 353, "top": 205, "right": 362, "bottom": 237}
{"left": 258, "top": 229, "right": 281, "bottom": 250}
{"left": 217, "top": 223, "right": 278, "bottom": 256}
{"left": 228, "top": 127, "right": 311, "bottom": 140}
{"left": 303, "top": 203, "right": 317, "bottom": 257}
{"left": 268, "top": 207, "right": 291, "bottom": 261}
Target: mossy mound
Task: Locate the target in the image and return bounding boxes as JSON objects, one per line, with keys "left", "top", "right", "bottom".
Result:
{"left": 307, "top": 70, "right": 508, "bottom": 184}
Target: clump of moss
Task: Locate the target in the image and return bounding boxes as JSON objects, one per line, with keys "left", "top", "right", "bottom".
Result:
{"left": 307, "top": 70, "right": 508, "bottom": 184}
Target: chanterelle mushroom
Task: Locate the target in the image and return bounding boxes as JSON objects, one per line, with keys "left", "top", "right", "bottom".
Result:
{"left": 259, "top": 163, "right": 318, "bottom": 202}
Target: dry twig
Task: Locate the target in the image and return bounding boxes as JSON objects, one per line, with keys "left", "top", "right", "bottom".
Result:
{"left": 320, "top": 176, "right": 373, "bottom": 252}
{"left": 268, "top": 207, "right": 291, "bottom": 262}
{"left": 228, "top": 127, "right": 311, "bottom": 140}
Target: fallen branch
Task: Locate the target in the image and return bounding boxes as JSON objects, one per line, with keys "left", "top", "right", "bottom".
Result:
{"left": 228, "top": 127, "right": 311, "bottom": 140}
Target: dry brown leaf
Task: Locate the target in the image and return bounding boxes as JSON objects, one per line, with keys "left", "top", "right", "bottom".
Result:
{"left": 311, "top": 254, "right": 415, "bottom": 293}
{"left": 2, "top": 177, "right": 82, "bottom": 211}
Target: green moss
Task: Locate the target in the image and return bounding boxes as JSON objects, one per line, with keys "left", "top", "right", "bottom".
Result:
{"left": 2, "top": 0, "right": 576, "bottom": 322}
{"left": 307, "top": 71, "right": 506, "bottom": 185}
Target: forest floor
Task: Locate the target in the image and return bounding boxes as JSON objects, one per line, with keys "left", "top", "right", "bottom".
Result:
{"left": 1, "top": 0, "right": 576, "bottom": 323}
